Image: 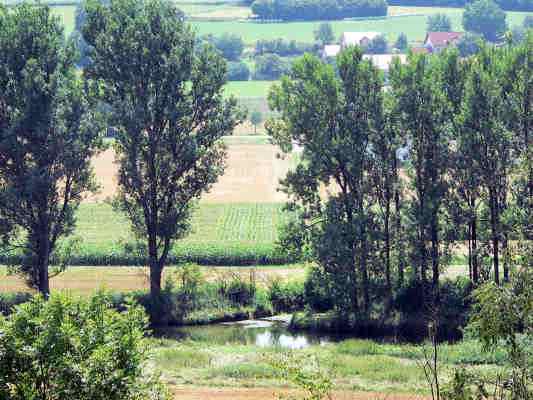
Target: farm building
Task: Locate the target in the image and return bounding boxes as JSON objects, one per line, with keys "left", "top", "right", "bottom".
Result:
{"left": 340, "top": 31, "right": 381, "bottom": 48}
{"left": 424, "top": 31, "right": 463, "bottom": 53}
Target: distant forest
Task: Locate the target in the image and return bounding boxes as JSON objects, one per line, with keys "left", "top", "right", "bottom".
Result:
{"left": 389, "top": 0, "right": 532, "bottom": 12}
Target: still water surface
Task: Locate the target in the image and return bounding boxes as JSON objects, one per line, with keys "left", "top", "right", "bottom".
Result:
{"left": 154, "top": 316, "right": 349, "bottom": 350}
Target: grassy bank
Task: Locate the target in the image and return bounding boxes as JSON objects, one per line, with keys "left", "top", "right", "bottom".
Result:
{"left": 149, "top": 335, "right": 506, "bottom": 394}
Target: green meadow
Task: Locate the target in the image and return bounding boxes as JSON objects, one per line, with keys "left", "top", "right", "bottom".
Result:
{"left": 50, "top": 4, "right": 532, "bottom": 45}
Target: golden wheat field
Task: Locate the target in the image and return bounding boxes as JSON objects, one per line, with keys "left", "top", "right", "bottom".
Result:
{"left": 90, "top": 142, "right": 292, "bottom": 203}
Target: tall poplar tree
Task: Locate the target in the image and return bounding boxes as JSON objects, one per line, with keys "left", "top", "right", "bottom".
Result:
{"left": 389, "top": 53, "right": 450, "bottom": 296}
{"left": 0, "top": 5, "right": 103, "bottom": 296}
{"left": 83, "top": 0, "right": 241, "bottom": 300}
{"left": 458, "top": 46, "right": 512, "bottom": 285}
{"left": 268, "top": 47, "right": 383, "bottom": 314}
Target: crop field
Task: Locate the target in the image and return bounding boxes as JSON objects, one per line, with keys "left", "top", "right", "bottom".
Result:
{"left": 72, "top": 202, "right": 291, "bottom": 265}
{"left": 0, "top": 201, "right": 294, "bottom": 267}
{"left": 91, "top": 144, "right": 291, "bottom": 203}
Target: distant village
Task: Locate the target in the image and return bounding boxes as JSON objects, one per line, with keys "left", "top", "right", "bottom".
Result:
{"left": 322, "top": 31, "right": 464, "bottom": 73}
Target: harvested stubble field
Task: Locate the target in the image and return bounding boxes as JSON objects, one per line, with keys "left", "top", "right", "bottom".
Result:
{"left": 0, "top": 264, "right": 306, "bottom": 293}
{"left": 91, "top": 142, "right": 290, "bottom": 203}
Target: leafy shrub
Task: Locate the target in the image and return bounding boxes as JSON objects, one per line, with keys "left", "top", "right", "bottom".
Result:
{"left": 255, "top": 38, "right": 314, "bottom": 56}
{"left": 254, "top": 54, "right": 291, "bottom": 80}
{"left": 463, "top": 0, "right": 508, "bottom": 42}
{"left": 206, "top": 33, "right": 244, "bottom": 61}
{"left": 0, "top": 292, "right": 32, "bottom": 315}
{"left": 222, "top": 278, "right": 257, "bottom": 306}
{"left": 304, "top": 265, "right": 334, "bottom": 312}
{"left": 427, "top": 13, "right": 452, "bottom": 32}
{"left": 365, "top": 34, "right": 388, "bottom": 54}
{"left": 0, "top": 292, "right": 169, "bottom": 400}
{"left": 227, "top": 61, "right": 250, "bottom": 81}
{"left": 268, "top": 279, "right": 305, "bottom": 313}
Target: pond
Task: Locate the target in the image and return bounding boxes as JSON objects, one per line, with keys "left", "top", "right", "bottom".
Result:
{"left": 153, "top": 315, "right": 349, "bottom": 349}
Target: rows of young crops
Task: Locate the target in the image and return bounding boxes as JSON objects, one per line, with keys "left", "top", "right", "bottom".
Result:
{"left": 0, "top": 203, "right": 294, "bottom": 266}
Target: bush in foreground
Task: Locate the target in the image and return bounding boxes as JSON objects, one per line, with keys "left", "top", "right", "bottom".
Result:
{"left": 0, "top": 293, "right": 169, "bottom": 400}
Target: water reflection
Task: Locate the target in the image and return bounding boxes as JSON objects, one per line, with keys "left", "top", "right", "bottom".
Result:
{"left": 154, "top": 318, "right": 343, "bottom": 349}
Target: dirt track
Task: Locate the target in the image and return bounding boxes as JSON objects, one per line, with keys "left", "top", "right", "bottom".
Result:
{"left": 172, "top": 387, "right": 430, "bottom": 400}
{"left": 90, "top": 144, "right": 291, "bottom": 203}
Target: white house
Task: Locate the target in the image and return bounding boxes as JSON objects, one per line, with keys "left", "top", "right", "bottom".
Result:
{"left": 362, "top": 54, "right": 407, "bottom": 72}
{"left": 322, "top": 44, "right": 341, "bottom": 58}
{"left": 340, "top": 32, "right": 381, "bottom": 48}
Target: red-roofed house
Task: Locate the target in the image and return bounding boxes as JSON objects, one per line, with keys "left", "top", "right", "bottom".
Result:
{"left": 424, "top": 32, "right": 463, "bottom": 53}
{"left": 411, "top": 46, "right": 429, "bottom": 54}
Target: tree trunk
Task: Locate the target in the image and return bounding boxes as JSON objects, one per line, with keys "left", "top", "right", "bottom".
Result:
{"left": 35, "top": 226, "right": 51, "bottom": 297}
{"left": 430, "top": 216, "right": 439, "bottom": 291}
{"left": 148, "top": 234, "right": 162, "bottom": 297}
{"left": 394, "top": 188, "right": 404, "bottom": 286}
{"left": 384, "top": 198, "right": 392, "bottom": 303}
{"left": 471, "top": 217, "right": 479, "bottom": 284}
{"left": 467, "top": 229, "right": 472, "bottom": 282}
{"left": 37, "top": 248, "right": 50, "bottom": 298}
{"left": 489, "top": 189, "right": 500, "bottom": 285}
{"left": 502, "top": 234, "right": 509, "bottom": 283}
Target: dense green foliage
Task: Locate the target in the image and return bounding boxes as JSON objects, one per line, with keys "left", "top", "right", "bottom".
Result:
{"left": 254, "top": 53, "right": 291, "bottom": 79}
{"left": 269, "top": 36, "right": 531, "bottom": 335}
{"left": 394, "top": 32, "right": 408, "bottom": 51}
{"left": 227, "top": 61, "right": 251, "bottom": 81}
{"left": 314, "top": 22, "right": 335, "bottom": 45}
{"left": 456, "top": 32, "right": 483, "bottom": 56}
{"left": 83, "top": 0, "right": 242, "bottom": 299}
{"left": 463, "top": 0, "right": 508, "bottom": 41}
{"left": 427, "top": 12, "right": 453, "bottom": 31}
{"left": 365, "top": 34, "right": 388, "bottom": 53}
{"left": 0, "top": 4, "right": 104, "bottom": 296}
{"left": 0, "top": 293, "right": 168, "bottom": 400}
{"left": 388, "top": 0, "right": 532, "bottom": 12}
{"left": 255, "top": 38, "right": 315, "bottom": 56}
{"left": 206, "top": 33, "right": 245, "bottom": 61}
{"left": 251, "top": 0, "right": 388, "bottom": 21}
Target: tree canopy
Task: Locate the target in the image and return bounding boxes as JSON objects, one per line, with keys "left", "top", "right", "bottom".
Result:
{"left": 0, "top": 4, "right": 103, "bottom": 296}
{"left": 82, "top": 0, "right": 242, "bottom": 305}
{"left": 463, "top": 0, "right": 508, "bottom": 41}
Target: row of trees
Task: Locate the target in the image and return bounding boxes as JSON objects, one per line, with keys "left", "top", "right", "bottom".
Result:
{"left": 389, "top": 0, "right": 532, "bottom": 12}
{"left": 269, "top": 35, "right": 531, "bottom": 314}
{"left": 0, "top": 0, "right": 242, "bottom": 306}
{"left": 251, "top": 0, "right": 387, "bottom": 21}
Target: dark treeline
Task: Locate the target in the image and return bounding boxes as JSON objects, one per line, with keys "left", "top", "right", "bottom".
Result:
{"left": 251, "top": 0, "right": 388, "bottom": 21}
{"left": 255, "top": 38, "right": 315, "bottom": 56}
{"left": 269, "top": 34, "right": 532, "bottom": 334}
{"left": 389, "top": 0, "right": 532, "bottom": 11}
